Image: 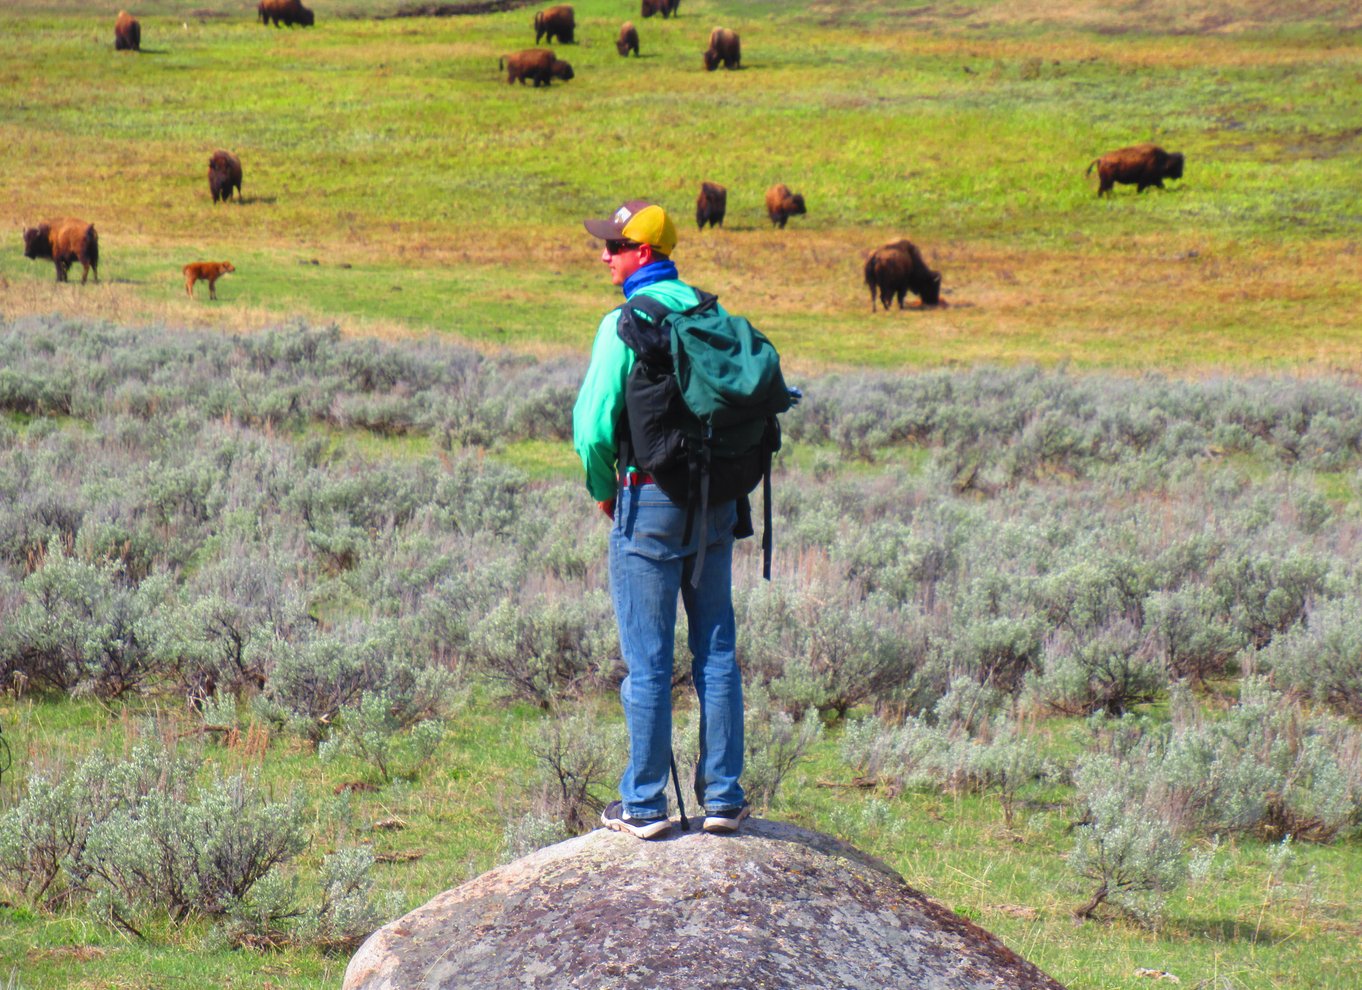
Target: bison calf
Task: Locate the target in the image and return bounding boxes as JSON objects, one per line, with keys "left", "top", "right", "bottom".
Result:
{"left": 534, "top": 5, "right": 575, "bottom": 44}
{"left": 258, "top": 0, "right": 314, "bottom": 28}
{"left": 501, "top": 49, "right": 574, "bottom": 86}
{"left": 208, "top": 150, "right": 243, "bottom": 204}
{"left": 764, "top": 183, "right": 805, "bottom": 229}
{"left": 704, "top": 27, "right": 740, "bottom": 71}
{"left": 114, "top": 10, "right": 140, "bottom": 51}
{"left": 23, "top": 219, "right": 99, "bottom": 284}
{"left": 865, "top": 239, "right": 941, "bottom": 311}
{"left": 184, "top": 261, "right": 235, "bottom": 301}
{"left": 616, "top": 21, "right": 639, "bottom": 57}
{"left": 1087, "top": 143, "right": 1184, "bottom": 197}
{"left": 695, "top": 181, "right": 727, "bottom": 230}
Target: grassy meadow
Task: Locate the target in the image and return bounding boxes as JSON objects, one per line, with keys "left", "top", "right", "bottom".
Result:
{"left": 2, "top": 0, "right": 1361, "bottom": 369}
{"left": 3, "top": 3, "right": 1362, "bottom": 990}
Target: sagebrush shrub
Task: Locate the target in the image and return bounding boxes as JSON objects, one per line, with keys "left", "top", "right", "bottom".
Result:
{"left": 1070, "top": 753, "right": 1187, "bottom": 922}
{"left": 467, "top": 592, "right": 618, "bottom": 708}
{"left": 1261, "top": 597, "right": 1362, "bottom": 717}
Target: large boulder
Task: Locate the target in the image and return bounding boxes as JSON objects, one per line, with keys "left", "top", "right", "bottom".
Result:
{"left": 343, "top": 817, "right": 1064, "bottom": 990}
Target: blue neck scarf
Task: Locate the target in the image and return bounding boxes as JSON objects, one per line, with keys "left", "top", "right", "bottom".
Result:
{"left": 622, "top": 258, "right": 679, "bottom": 298}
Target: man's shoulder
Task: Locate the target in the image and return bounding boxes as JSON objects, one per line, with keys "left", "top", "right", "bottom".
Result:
{"left": 627, "top": 278, "right": 703, "bottom": 312}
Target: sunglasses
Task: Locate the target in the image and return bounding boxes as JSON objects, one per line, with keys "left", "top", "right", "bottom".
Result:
{"left": 605, "top": 239, "right": 642, "bottom": 256}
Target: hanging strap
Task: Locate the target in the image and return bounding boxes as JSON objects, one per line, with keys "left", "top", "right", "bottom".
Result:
{"left": 689, "top": 438, "right": 711, "bottom": 590}
{"left": 669, "top": 749, "right": 690, "bottom": 831}
{"left": 761, "top": 450, "right": 774, "bottom": 581}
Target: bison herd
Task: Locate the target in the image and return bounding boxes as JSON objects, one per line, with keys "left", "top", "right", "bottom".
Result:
{"left": 26, "top": 4, "right": 1191, "bottom": 314}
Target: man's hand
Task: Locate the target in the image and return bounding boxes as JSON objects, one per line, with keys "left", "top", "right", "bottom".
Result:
{"left": 598, "top": 498, "right": 616, "bottom": 520}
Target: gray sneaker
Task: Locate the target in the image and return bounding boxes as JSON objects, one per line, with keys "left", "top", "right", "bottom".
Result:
{"left": 702, "top": 803, "right": 750, "bottom": 834}
{"left": 601, "top": 800, "right": 673, "bottom": 840}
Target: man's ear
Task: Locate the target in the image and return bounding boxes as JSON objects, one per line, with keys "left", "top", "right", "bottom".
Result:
{"left": 636, "top": 243, "right": 655, "bottom": 266}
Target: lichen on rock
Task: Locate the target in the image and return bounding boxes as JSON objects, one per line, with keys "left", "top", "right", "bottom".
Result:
{"left": 343, "top": 818, "right": 1064, "bottom": 990}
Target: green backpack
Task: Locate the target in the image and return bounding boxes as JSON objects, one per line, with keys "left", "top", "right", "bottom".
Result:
{"left": 615, "top": 289, "right": 797, "bottom": 584}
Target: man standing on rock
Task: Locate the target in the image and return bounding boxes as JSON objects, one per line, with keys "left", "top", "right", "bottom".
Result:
{"left": 573, "top": 199, "right": 750, "bottom": 840}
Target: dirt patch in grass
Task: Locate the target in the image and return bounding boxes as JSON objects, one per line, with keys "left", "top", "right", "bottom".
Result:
{"left": 28, "top": 945, "right": 109, "bottom": 963}
{"left": 808, "top": 0, "right": 1362, "bottom": 34}
{"left": 384, "top": 0, "right": 536, "bottom": 18}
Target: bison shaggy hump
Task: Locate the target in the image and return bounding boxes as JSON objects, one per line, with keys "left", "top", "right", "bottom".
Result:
{"left": 22, "top": 218, "right": 99, "bottom": 285}
{"left": 641, "top": 0, "right": 678, "bottom": 18}
{"left": 114, "top": 10, "right": 140, "bottom": 51}
{"left": 704, "top": 27, "right": 740, "bottom": 71}
{"left": 696, "top": 181, "right": 726, "bottom": 230}
{"left": 865, "top": 239, "right": 941, "bottom": 310}
{"left": 1086, "top": 143, "right": 1184, "bottom": 197}
{"left": 534, "top": 5, "right": 574, "bottom": 44}
{"left": 258, "top": 0, "right": 314, "bottom": 27}
{"left": 764, "top": 183, "right": 805, "bottom": 229}
{"left": 208, "top": 150, "right": 243, "bottom": 204}
{"left": 500, "top": 48, "right": 574, "bottom": 86}
{"left": 616, "top": 21, "right": 639, "bottom": 57}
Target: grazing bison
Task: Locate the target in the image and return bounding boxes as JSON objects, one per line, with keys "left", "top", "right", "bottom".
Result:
{"left": 864, "top": 239, "right": 941, "bottom": 310}
{"left": 184, "top": 261, "right": 235, "bottom": 300}
{"left": 695, "top": 181, "right": 727, "bottom": 230}
{"left": 258, "top": 0, "right": 314, "bottom": 27}
{"left": 616, "top": 21, "right": 639, "bottom": 57}
{"left": 1086, "top": 143, "right": 1184, "bottom": 197}
{"left": 703, "top": 27, "right": 740, "bottom": 71}
{"left": 22, "top": 219, "right": 99, "bottom": 284}
{"left": 641, "top": 0, "right": 678, "bottom": 18}
{"left": 208, "top": 150, "right": 243, "bottom": 204}
{"left": 114, "top": 10, "right": 140, "bottom": 51}
{"left": 764, "top": 183, "right": 805, "bottom": 228}
{"left": 534, "top": 5, "right": 575, "bottom": 44}
{"left": 500, "top": 49, "right": 574, "bottom": 86}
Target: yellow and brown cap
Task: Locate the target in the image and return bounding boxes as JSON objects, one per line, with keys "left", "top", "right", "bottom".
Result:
{"left": 583, "top": 200, "right": 677, "bottom": 256}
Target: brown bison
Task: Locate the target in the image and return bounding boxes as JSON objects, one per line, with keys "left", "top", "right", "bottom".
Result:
{"left": 616, "top": 21, "right": 639, "bottom": 57}
{"left": 534, "top": 5, "right": 575, "bottom": 44}
{"left": 695, "top": 181, "right": 727, "bottom": 230}
{"left": 864, "top": 239, "right": 941, "bottom": 310}
{"left": 1086, "top": 143, "right": 1184, "bottom": 197}
{"left": 641, "top": 0, "right": 678, "bottom": 18}
{"left": 704, "top": 27, "right": 740, "bottom": 71}
{"left": 208, "top": 150, "right": 243, "bottom": 204}
{"left": 184, "top": 261, "right": 235, "bottom": 300}
{"left": 22, "top": 219, "right": 99, "bottom": 284}
{"left": 764, "top": 183, "right": 805, "bottom": 229}
{"left": 258, "top": 0, "right": 314, "bottom": 27}
{"left": 114, "top": 10, "right": 140, "bottom": 51}
{"left": 500, "top": 49, "right": 574, "bottom": 86}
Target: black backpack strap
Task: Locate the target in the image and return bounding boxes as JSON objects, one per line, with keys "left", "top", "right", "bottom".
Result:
{"left": 689, "top": 441, "right": 711, "bottom": 590}
{"left": 761, "top": 451, "right": 773, "bottom": 581}
{"left": 616, "top": 294, "right": 676, "bottom": 364}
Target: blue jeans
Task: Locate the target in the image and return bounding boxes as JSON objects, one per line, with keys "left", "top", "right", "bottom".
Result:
{"left": 609, "top": 482, "right": 745, "bottom": 819}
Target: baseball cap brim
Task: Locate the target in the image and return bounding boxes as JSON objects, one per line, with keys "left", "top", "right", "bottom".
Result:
{"left": 583, "top": 200, "right": 677, "bottom": 256}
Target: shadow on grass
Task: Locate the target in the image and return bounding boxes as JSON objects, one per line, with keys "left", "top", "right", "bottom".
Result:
{"left": 1173, "top": 916, "right": 1289, "bottom": 944}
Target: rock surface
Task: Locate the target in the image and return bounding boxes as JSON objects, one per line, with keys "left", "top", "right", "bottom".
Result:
{"left": 343, "top": 817, "right": 1064, "bottom": 990}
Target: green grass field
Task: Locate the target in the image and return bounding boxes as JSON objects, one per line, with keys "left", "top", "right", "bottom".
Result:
{"left": 3, "top": 3, "right": 1362, "bottom": 989}
{"left": 2, "top": 0, "right": 1361, "bottom": 370}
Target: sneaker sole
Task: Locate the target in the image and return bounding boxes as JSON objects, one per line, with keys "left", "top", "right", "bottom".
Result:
{"left": 602, "top": 814, "right": 673, "bottom": 840}
{"left": 702, "top": 806, "right": 751, "bottom": 834}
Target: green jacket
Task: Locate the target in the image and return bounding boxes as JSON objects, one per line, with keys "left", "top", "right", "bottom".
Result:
{"left": 573, "top": 278, "right": 717, "bottom": 501}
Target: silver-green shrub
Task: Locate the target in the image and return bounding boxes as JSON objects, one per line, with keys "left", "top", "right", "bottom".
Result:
{"left": 1070, "top": 751, "right": 1187, "bottom": 922}
{"left": 467, "top": 592, "right": 618, "bottom": 709}
{"left": 1260, "top": 596, "right": 1362, "bottom": 716}
{"left": 0, "top": 741, "right": 306, "bottom": 928}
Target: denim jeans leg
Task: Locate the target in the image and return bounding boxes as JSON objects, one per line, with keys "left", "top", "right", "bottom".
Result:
{"left": 610, "top": 486, "right": 683, "bottom": 819}
{"left": 609, "top": 483, "right": 742, "bottom": 819}
{"left": 683, "top": 534, "right": 744, "bottom": 813}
